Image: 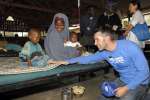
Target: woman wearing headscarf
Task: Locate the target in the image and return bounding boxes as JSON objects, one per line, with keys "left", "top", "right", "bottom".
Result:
{"left": 44, "top": 13, "right": 80, "bottom": 60}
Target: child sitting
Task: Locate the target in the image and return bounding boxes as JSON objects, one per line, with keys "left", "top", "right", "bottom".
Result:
{"left": 19, "top": 28, "right": 49, "bottom": 67}
{"left": 64, "top": 32, "right": 82, "bottom": 48}
{"left": 64, "top": 32, "right": 92, "bottom": 58}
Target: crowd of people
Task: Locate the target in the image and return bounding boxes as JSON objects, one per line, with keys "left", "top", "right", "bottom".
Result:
{"left": 17, "top": 0, "right": 150, "bottom": 100}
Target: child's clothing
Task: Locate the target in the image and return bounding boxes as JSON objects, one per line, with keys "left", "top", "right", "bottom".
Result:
{"left": 64, "top": 41, "right": 82, "bottom": 47}
{"left": 64, "top": 41, "right": 82, "bottom": 58}
{"left": 64, "top": 47, "right": 80, "bottom": 59}
{"left": 19, "top": 41, "right": 49, "bottom": 67}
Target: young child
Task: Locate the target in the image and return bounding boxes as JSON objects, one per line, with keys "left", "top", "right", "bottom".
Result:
{"left": 19, "top": 28, "right": 49, "bottom": 67}
{"left": 64, "top": 32, "right": 82, "bottom": 48}
{"left": 64, "top": 32, "right": 92, "bottom": 58}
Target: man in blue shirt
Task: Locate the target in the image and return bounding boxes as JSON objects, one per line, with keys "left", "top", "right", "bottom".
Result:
{"left": 48, "top": 26, "right": 150, "bottom": 100}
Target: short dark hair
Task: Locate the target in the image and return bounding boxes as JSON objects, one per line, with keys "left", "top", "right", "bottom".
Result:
{"left": 71, "top": 32, "right": 77, "bottom": 36}
{"left": 130, "top": 0, "right": 141, "bottom": 10}
{"left": 95, "top": 26, "right": 117, "bottom": 40}
{"left": 28, "top": 28, "right": 41, "bottom": 36}
{"left": 86, "top": 5, "right": 97, "bottom": 9}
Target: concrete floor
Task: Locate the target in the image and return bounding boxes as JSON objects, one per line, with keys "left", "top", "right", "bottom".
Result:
{"left": 14, "top": 71, "right": 150, "bottom": 100}
{"left": 15, "top": 78, "right": 100, "bottom": 100}
{"left": 15, "top": 71, "right": 116, "bottom": 100}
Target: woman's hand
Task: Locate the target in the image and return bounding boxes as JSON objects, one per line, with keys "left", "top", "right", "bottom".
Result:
{"left": 64, "top": 38, "right": 68, "bottom": 43}
{"left": 114, "top": 86, "right": 129, "bottom": 97}
{"left": 124, "top": 24, "right": 133, "bottom": 36}
{"left": 27, "top": 60, "right": 32, "bottom": 67}
{"left": 124, "top": 31, "right": 129, "bottom": 36}
{"left": 48, "top": 60, "right": 69, "bottom": 65}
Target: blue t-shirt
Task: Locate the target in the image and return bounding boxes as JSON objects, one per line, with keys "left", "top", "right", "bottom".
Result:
{"left": 20, "top": 41, "right": 45, "bottom": 59}
{"left": 66, "top": 40, "right": 150, "bottom": 90}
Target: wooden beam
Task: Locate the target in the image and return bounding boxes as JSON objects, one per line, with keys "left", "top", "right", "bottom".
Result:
{"left": 7, "top": 12, "right": 50, "bottom": 24}
{"left": 142, "top": 6, "right": 150, "bottom": 12}
{"left": 81, "top": 0, "right": 101, "bottom": 7}
{"left": 0, "top": 1, "right": 58, "bottom": 13}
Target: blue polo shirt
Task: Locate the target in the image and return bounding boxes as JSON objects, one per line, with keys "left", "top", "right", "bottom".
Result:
{"left": 66, "top": 40, "right": 150, "bottom": 90}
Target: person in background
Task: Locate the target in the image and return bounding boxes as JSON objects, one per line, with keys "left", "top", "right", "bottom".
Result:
{"left": 44, "top": 13, "right": 70, "bottom": 60}
{"left": 97, "top": 5, "right": 122, "bottom": 32}
{"left": 48, "top": 26, "right": 150, "bottom": 100}
{"left": 64, "top": 32, "right": 82, "bottom": 48}
{"left": 97, "top": 3, "right": 122, "bottom": 75}
{"left": 19, "top": 28, "right": 49, "bottom": 67}
{"left": 125, "top": 0, "right": 146, "bottom": 48}
{"left": 0, "top": 40, "right": 8, "bottom": 52}
{"left": 0, "top": 33, "right": 2, "bottom": 37}
{"left": 80, "top": 5, "right": 98, "bottom": 46}
{"left": 0, "top": 40, "right": 21, "bottom": 52}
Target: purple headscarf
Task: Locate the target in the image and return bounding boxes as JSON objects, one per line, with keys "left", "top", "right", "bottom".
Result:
{"left": 44, "top": 13, "right": 70, "bottom": 60}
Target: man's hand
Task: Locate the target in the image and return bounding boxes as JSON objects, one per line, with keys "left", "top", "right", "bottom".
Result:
{"left": 48, "top": 60, "right": 69, "bottom": 65}
{"left": 114, "top": 86, "right": 129, "bottom": 97}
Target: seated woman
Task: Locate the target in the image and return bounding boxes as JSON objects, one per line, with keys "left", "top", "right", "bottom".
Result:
{"left": 19, "top": 28, "right": 49, "bottom": 67}
{"left": 44, "top": 13, "right": 91, "bottom": 60}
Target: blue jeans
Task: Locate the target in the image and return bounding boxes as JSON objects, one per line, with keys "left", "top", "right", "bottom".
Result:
{"left": 99, "top": 79, "right": 148, "bottom": 100}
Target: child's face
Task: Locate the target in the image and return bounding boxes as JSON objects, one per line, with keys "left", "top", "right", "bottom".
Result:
{"left": 71, "top": 34, "right": 78, "bottom": 43}
{"left": 55, "top": 19, "right": 65, "bottom": 33}
{"left": 29, "top": 32, "right": 40, "bottom": 44}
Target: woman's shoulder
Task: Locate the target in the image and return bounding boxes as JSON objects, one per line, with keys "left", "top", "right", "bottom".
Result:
{"left": 117, "top": 40, "right": 139, "bottom": 49}
{"left": 135, "top": 10, "right": 143, "bottom": 16}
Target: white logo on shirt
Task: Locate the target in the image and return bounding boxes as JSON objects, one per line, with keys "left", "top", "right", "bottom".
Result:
{"left": 109, "top": 56, "right": 124, "bottom": 64}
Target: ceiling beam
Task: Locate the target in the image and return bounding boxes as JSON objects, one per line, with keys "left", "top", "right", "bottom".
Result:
{"left": 0, "top": 1, "right": 58, "bottom": 13}
{"left": 142, "top": 6, "right": 150, "bottom": 12}
{"left": 81, "top": 0, "right": 102, "bottom": 7}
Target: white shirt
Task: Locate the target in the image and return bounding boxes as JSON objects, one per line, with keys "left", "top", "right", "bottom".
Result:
{"left": 130, "top": 10, "right": 145, "bottom": 26}
{"left": 127, "top": 10, "right": 145, "bottom": 48}
{"left": 64, "top": 41, "right": 82, "bottom": 47}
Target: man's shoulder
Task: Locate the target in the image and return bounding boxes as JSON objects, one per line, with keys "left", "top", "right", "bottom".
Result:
{"left": 118, "top": 40, "right": 133, "bottom": 44}
{"left": 119, "top": 40, "right": 141, "bottom": 52}
{"left": 117, "top": 40, "right": 138, "bottom": 48}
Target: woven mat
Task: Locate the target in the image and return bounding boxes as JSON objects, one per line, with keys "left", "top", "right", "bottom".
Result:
{"left": 0, "top": 57, "right": 60, "bottom": 75}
